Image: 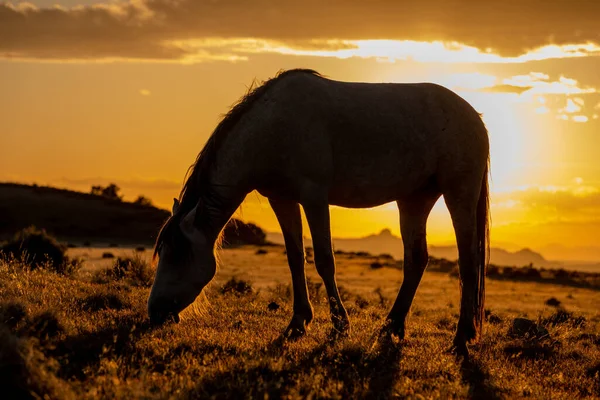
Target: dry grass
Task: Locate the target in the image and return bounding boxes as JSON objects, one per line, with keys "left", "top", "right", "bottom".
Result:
{"left": 0, "top": 246, "right": 599, "bottom": 399}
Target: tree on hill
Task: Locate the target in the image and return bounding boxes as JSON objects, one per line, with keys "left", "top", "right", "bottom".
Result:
{"left": 91, "top": 184, "right": 123, "bottom": 201}
{"left": 133, "top": 195, "right": 153, "bottom": 207}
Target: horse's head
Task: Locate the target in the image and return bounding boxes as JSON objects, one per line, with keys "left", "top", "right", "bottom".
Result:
{"left": 148, "top": 199, "right": 217, "bottom": 325}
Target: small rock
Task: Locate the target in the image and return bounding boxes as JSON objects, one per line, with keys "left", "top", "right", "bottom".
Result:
{"left": 267, "top": 301, "right": 280, "bottom": 311}
{"left": 545, "top": 297, "right": 561, "bottom": 307}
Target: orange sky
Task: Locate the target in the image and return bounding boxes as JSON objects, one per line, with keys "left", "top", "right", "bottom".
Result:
{"left": 1, "top": 0, "right": 600, "bottom": 259}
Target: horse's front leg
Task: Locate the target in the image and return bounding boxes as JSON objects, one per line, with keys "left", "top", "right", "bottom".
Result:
{"left": 269, "top": 198, "right": 314, "bottom": 338}
{"left": 303, "top": 201, "right": 349, "bottom": 334}
{"left": 384, "top": 197, "right": 436, "bottom": 339}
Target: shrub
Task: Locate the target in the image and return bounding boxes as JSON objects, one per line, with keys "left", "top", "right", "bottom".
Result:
{"left": 222, "top": 219, "right": 266, "bottom": 246}
{"left": 221, "top": 277, "right": 253, "bottom": 295}
{"left": 133, "top": 195, "right": 153, "bottom": 207}
{"left": 27, "top": 311, "right": 63, "bottom": 341}
{"left": 79, "top": 292, "right": 126, "bottom": 312}
{"left": 102, "top": 252, "right": 115, "bottom": 259}
{"left": 95, "top": 255, "right": 153, "bottom": 287}
{"left": 0, "top": 226, "right": 81, "bottom": 275}
{"left": 542, "top": 309, "right": 586, "bottom": 328}
{"left": 0, "top": 302, "right": 27, "bottom": 329}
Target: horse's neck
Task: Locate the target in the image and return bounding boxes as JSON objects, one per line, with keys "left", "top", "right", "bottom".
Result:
{"left": 197, "top": 130, "right": 253, "bottom": 241}
{"left": 195, "top": 184, "right": 247, "bottom": 242}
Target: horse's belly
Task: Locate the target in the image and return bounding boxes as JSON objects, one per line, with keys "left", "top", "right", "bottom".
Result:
{"left": 328, "top": 168, "right": 433, "bottom": 208}
{"left": 328, "top": 141, "right": 436, "bottom": 207}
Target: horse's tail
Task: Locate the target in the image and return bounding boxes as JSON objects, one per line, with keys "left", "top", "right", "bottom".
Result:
{"left": 475, "top": 158, "right": 490, "bottom": 339}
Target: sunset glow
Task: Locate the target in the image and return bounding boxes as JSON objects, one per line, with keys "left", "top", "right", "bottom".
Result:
{"left": 2, "top": 0, "right": 600, "bottom": 261}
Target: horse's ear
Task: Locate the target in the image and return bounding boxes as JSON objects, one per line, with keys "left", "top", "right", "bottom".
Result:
{"left": 172, "top": 198, "right": 180, "bottom": 215}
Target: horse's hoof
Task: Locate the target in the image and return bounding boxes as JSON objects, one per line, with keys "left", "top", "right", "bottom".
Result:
{"left": 283, "top": 320, "right": 308, "bottom": 340}
{"left": 380, "top": 319, "right": 405, "bottom": 340}
{"left": 448, "top": 342, "right": 469, "bottom": 359}
{"left": 332, "top": 317, "right": 350, "bottom": 336}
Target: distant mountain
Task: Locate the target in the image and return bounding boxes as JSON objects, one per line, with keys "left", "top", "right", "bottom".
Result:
{"left": 267, "top": 228, "right": 554, "bottom": 268}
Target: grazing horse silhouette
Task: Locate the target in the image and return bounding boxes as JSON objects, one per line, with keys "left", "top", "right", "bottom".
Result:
{"left": 149, "top": 69, "right": 490, "bottom": 355}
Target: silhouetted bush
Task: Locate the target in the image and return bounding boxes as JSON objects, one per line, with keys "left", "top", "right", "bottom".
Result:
{"left": 222, "top": 219, "right": 266, "bottom": 246}
{"left": 487, "top": 264, "right": 500, "bottom": 276}
{"left": 0, "top": 226, "right": 81, "bottom": 275}
{"left": 553, "top": 269, "right": 570, "bottom": 279}
{"left": 221, "top": 277, "right": 253, "bottom": 295}
{"left": 79, "top": 292, "right": 126, "bottom": 312}
{"left": 370, "top": 261, "right": 383, "bottom": 269}
{"left": 433, "top": 258, "right": 456, "bottom": 273}
{"left": 91, "top": 183, "right": 122, "bottom": 201}
{"left": 542, "top": 309, "right": 586, "bottom": 328}
{"left": 0, "top": 302, "right": 27, "bottom": 329}
{"left": 94, "top": 255, "right": 153, "bottom": 287}
{"left": 27, "top": 311, "right": 63, "bottom": 341}
{"left": 102, "top": 252, "right": 115, "bottom": 259}
{"left": 256, "top": 249, "right": 268, "bottom": 255}
{"left": 520, "top": 266, "right": 542, "bottom": 279}
{"left": 133, "top": 195, "right": 153, "bottom": 207}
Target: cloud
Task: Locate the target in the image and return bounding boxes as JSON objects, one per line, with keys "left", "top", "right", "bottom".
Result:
{"left": 483, "top": 84, "right": 533, "bottom": 94}
{"left": 560, "top": 98, "right": 583, "bottom": 113}
{"left": 572, "top": 115, "right": 589, "bottom": 123}
{"left": 493, "top": 185, "right": 600, "bottom": 220}
{"left": 2, "top": 0, "right": 600, "bottom": 62}
{"left": 478, "top": 73, "right": 598, "bottom": 120}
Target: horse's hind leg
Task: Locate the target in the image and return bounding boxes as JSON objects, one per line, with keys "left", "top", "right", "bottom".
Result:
{"left": 269, "top": 198, "right": 314, "bottom": 338}
{"left": 385, "top": 194, "right": 438, "bottom": 338}
{"left": 444, "top": 186, "right": 483, "bottom": 355}
{"left": 303, "top": 202, "right": 349, "bottom": 333}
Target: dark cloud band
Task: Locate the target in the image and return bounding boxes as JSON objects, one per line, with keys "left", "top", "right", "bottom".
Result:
{"left": 1, "top": 0, "right": 600, "bottom": 61}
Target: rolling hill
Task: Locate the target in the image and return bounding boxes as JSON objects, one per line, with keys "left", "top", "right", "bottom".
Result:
{"left": 0, "top": 183, "right": 170, "bottom": 245}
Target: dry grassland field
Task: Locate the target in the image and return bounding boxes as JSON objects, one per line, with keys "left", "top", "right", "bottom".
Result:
{"left": 1, "top": 245, "right": 599, "bottom": 399}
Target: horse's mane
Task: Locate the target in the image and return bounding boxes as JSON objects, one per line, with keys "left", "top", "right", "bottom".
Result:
{"left": 154, "top": 68, "right": 322, "bottom": 259}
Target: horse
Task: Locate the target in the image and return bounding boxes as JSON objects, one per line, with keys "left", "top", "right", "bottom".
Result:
{"left": 148, "top": 69, "right": 490, "bottom": 355}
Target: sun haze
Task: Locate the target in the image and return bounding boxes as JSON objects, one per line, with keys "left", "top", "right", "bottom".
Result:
{"left": 1, "top": 0, "right": 600, "bottom": 260}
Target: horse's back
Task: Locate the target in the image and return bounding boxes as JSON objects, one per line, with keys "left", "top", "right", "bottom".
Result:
{"left": 248, "top": 72, "right": 488, "bottom": 207}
